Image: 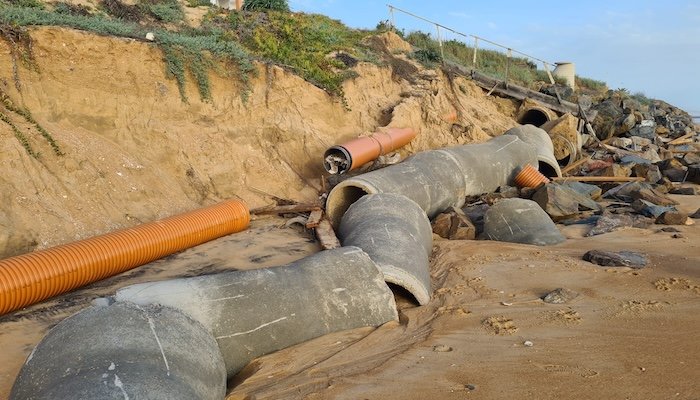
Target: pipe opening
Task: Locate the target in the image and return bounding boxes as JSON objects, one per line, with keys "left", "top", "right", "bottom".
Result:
{"left": 519, "top": 109, "right": 550, "bottom": 127}
{"left": 323, "top": 146, "right": 352, "bottom": 175}
{"left": 538, "top": 161, "right": 559, "bottom": 179}
{"left": 327, "top": 185, "right": 371, "bottom": 227}
{"left": 387, "top": 282, "right": 419, "bottom": 309}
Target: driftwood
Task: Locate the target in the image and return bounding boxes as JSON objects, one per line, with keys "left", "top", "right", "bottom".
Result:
{"left": 561, "top": 156, "right": 591, "bottom": 176}
{"left": 553, "top": 176, "right": 645, "bottom": 183}
{"left": 250, "top": 204, "right": 322, "bottom": 215}
{"left": 305, "top": 209, "right": 323, "bottom": 229}
{"left": 315, "top": 219, "right": 341, "bottom": 250}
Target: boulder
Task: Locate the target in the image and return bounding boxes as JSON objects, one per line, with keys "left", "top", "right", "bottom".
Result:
{"left": 656, "top": 211, "right": 689, "bottom": 225}
{"left": 628, "top": 120, "right": 657, "bottom": 140}
{"left": 543, "top": 288, "right": 579, "bottom": 304}
{"left": 592, "top": 164, "right": 631, "bottom": 177}
{"left": 586, "top": 211, "right": 652, "bottom": 236}
{"left": 483, "top": 198, "right": 565, "bottom": 245}
{"left": 591, "top": 99, "right": 624, "bottom": 139}
{"left": 632, "top": 164, "right": 663, "bottom": 183}
{"left": 669, "top": 187, "right": 698, "bottom": 195}
{"left": 659, "top": 158, "right": 688, "bottom": 182}
{"left": 583, "top": 250, "right": 648, "bottom": 268}
{"left": 533, "top": 183, "right": 602, "bottom": 219}
{"left": 631, "top": 199, "right": 676, "bottom": 218}
{"left": 431, "top": 208, "right": 476, "bottom": 240}
{"left": 687, "top": 164, "right": 700, "bottom": 184}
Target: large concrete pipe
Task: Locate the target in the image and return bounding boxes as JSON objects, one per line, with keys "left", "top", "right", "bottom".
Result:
{"left": 11, "top": 302, "right": 227, "bottom": 400}
{"left": 0, "top": 200, "right": 250, "bottom": 316}
{"left": 326, "top": 134, "right": 542, "bottom": 227}
{"left": 504, "top": 124, "right": 562, "bottom": 178}
{"left": 338, "top": 194, "right": 433, "bottom": 305}
{"left": 517, "top": 100, "right": 558, "bottom": 127}
{"left": 114, "top": 247, "right": 398, "bottom": 377}
{"left": 553, "top": 62, "right": 576, "bottom": 90}
{"left": 323, "top": 128, "right": 417, "bottom": 174}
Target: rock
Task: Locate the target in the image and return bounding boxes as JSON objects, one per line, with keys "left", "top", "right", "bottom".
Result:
{"left": 591, "top": 99, "right": 624, "bottom": 139}
{"left": 672, "top": 233, "right": 685, "bottom": 239}
{"left": 659, "top": 158, "right": 688, "bottom": 182}
{"left": 543, "top": 288, "right": 579, "bottom": 304}
{"left": 628, "top": 120, "right": 657, "bottom": 140}
{"left": 462, "top": 203, "right": 489, "bottom": 235}
{"left": 632, "top": 164, "right": 663, "bottom": 183}
{"left": 533, "top": 183, "right": 602, "bottom": 219}
{"left": 616, "top": 113, "right": 637, "bottom": 135}
{"left": 631, "top": 199, "right": 676, "bottom": 218}
{"left": 622, "top": 97, "right": 643, "bottom": 113}
{"left": 432, "top": 344, "right": 453, "bottom": 352}
{"left": 687, "top": 164, "right": 700, "bottom": 184}
{"left": 669, "top": 187, "right": 698, "bottom": 195}
{"left": 586, "top": 211, "right": 652, "bottom": 236}
{"left": 603, "top": 181, "right": 677, "bottom": 206}
{"left": 583, "top": 250, "right": 648, "bottom": 268}
{"left": 541, "top": 84, "right": 574, "bottom": 100}
{"left": 658, "top": 227, "right": 681, "bottom": 232}
{"left": 432, "top": 208, "right": 477, "bottom": 240}
{"left": 481, "top": 185, "right": 519, "bottom": 204}
{"left": 145, "top": 32, "right": 155, "bottom": 41}
{"left": 656, "top": 125, "right": 670, "bottom": 135}
{"left": 656, "top": 211, "right": 689, "bottom": 225}
{"left": 483, "top": 198, "right": 565, "bottom": 245}
{"left": 682, "top": 152, "right": 700, "bottom": 166}
{"left": 465, "top": 384, "right": 477, "bottom": 391}
{"left": 560, "top": 181, "right": 602, "bottom": 199}
{"left": 690, "top": 208, "right": 700, "bottom": 219}
{"left": 620, "top": 154, "right": 652, "bottom": 166}
{"left": 610, "top": 137, "right": 633, "bottom": 149}
{"left": 523, "top": 340, "right": 534, "bottom": 347}
{"left": 592, "top": 164, "right": 631, "bottom": 177}
{"left": 586, "top": 159, "right": 614, "bottom": 172}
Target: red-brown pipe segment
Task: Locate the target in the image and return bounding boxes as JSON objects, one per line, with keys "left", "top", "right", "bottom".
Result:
{"left": 325, "top": 128, "right": 417, "bottom": 174}
{"left": 0, "top": 200, "right": 250, "bottom": 315}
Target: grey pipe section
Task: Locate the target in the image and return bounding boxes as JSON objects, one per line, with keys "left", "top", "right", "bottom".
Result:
{"left": 11, "top": 302, "right": 227, "bottom": 400}
{"left": 114, "top": 246, "right": 398, "bottom": 377}
{"left": 504, "top": 124, "right": 562, "bottom": 178}
{"left": 11, "top": 247, "right": 398, "bottom": 397}
{"left": 326, "top": 134, "right": 542, "bottom": 227}
{"left": 338, "top": 194, "right": 433, "bottom": 305}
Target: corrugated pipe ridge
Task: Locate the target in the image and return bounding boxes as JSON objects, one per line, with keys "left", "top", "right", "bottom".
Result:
{"left": 0, "top": 200, "right": 250, "bottom": 315}
{"left": 514, "top": 164, "right": 550, "bottom": 188}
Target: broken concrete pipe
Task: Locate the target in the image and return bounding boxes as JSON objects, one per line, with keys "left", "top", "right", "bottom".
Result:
{"left": 326, "top": 127, "right": 561, "bottom": 228}
{"left": 0, "top": 200, "right": 250, "bottom": 316}
{"left": 504, "top": 124, "right": 563, "bottom": 178}
{"left": 323, "top": 127, "right": 417, "bottom": 174}
{"left": 11, "top": 247, "right": 398, "bottom": 398}
{"left": 11, "top": 302, "right": 227, "bottom": 399}
{"left": 517, "top": 103, "right": 558, "bottom": 127}
{"left": 338, "top": 193, "right": 433, "bottom": 305}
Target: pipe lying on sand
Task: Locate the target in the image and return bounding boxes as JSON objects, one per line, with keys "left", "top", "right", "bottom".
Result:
{"left": 0, "top": 200, "right": 250, "bottom": 316}
{"left": 323, "top": 128, "right": 417, "bottom": 174}
{"left": 326, "top": 127, "right": 562, "bottom": 228}
{"left": 11, "top": 248, "right": 398, "bottom": 399}
{"left": 338, "top": 193, "right": 433, "bottom": 305}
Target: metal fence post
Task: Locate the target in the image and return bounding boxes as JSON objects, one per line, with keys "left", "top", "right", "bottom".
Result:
{"left": 436, "top": 24, "right": 445, "bottom": 63}
{"left": 543, "top": 62, "right": 555, "bottom": 84}
{"left": 472, "top": 37, "right": 478, "bottom": 69}
{"left": 505, "top": 48, "right": 512, "bottom": 86}
{"left": 388, "top": 5, "right": 395, "bottom": 28}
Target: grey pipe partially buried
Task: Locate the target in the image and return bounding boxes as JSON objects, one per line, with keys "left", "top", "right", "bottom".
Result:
{"left": 504, "top": 124, "right": 562, "bottom": 178}
{"left": 326, "top": 134, "right": 542, "bottom": 227}
{"left": 10, "top": 247, "right": 398, "bottom": 398}
{"left": 338, "top": 193, "right": 433, "bottom": 305}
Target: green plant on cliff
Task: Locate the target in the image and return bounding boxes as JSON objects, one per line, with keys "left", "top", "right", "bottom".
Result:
{"left": 0, "top": 111, "right": 38, "bottom": 158}
{"left": 242, "top": 0, "right": 289, "bottom": 12}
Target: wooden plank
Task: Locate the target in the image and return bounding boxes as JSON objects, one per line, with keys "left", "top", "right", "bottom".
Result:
{"left": 315, "top": 219, "right": 341, "bottom": 250}
{"left": 250, "top": 204, "right": 321, "bottom": 215}
{"left": 553, "top": 176, "right": 645, "bottom": 183}
{"left": 668, "top": 132, "right": 694, "bottom": 145}
{"left": 468, "top": 70, "right": 580, "bottom": 115}
{"left": 305, "top": 209, "right": 323, "bottom": 229}
{"left": 561, "top": 156, "right": 591, "bottom": 176}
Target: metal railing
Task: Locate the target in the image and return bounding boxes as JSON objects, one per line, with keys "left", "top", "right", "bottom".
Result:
{"left": 387, "top": 4, "right": 556, "bottom": 86}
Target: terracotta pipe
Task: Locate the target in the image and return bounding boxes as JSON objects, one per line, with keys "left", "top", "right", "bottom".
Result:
{"left": 323, "top": 128, "right": 417, "bottom": 174}
{"left": 0, "top": 200, "right": 250, "bottom": 316}
{"left": 514, "top": 164, "right": 550, "bottom": 188}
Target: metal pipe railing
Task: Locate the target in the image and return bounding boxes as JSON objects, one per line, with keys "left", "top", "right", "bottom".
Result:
{"left": 387, "top": 4, "right": 556, "bottom": 85}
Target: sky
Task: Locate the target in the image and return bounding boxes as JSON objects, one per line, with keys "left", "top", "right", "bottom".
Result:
{"left": 288, "top": 0, "right": 700, "bottom": 115}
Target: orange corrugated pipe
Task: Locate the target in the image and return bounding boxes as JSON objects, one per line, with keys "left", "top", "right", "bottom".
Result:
{"left": 323, "top": 128, "right": 417, "bottom": 174}
{"left": 0, "top": 200, "right": 250, "bottom": 316}
{"left": 514, "top": 164, "right": 550, "bottom": 188}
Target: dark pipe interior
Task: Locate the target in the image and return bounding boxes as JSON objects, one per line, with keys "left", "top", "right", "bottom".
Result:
{"left": 519, "top": 109, "right": 550, "bottom": 127}
{"left": 538, "top": 161, "right": 558, "bottom": 178}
